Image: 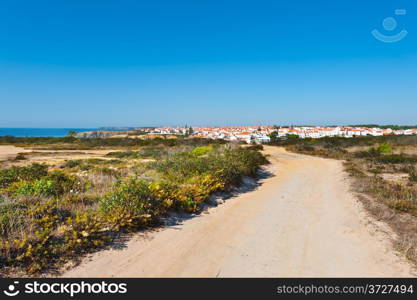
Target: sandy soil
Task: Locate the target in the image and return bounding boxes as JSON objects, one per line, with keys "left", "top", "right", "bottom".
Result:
{"left": 381, "top": 172, "right": 410, "bottom": 184}
{"left": 0, "top": 145, "right": 31, "bottom": 161}
{"left": 61, "top": 146, "right": 415, "bottom": 277}
{"left": 0, "top": 145, "right": 116, "bottom": 166}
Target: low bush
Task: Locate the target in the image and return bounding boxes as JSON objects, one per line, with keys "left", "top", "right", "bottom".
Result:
{"left": 106, "top": 151, "right": 140, "bottom": 159}
{"left": 106, "top": 146, "right": 168, "bottom": 159}
{"left": 93, "top": 167, "right": 121, "bottom": 177}
{"left": 377, "top": 143, "right": 393, "bottom": 154}
{"left": 375, "top": 154, "right": 417, "bottom": 164}
{"left": 64, "top": 160, "right": 82, "bottom": 168}
{"left": 296, "top": 145, "right": 316, "bottom": 152}
{"left": 0, "top": 136, "right": 227, "bottom": 149}
{"left": 343, "top": 162, "right": 366, "bottom": 177}
{"left": 0, "top": 200, "right": 62, "bottom": 273}
{"left": 100, "top": 178, "right": 163, "bottom": 230}
{"left": 191, "top": 146, "right": 212, "bottom": 156}
{"left": 0, "top": 230, "right": 55, "bottom": 274}
{"left": 148, "top": 181, "right": 177, "bottom": 210}
{"left": 354, "top": 148, "right": 381, "bottom": 158}
{"left": 174, "top": 183, "right": 208, "bottom": 212}
{"left": 60, "top": 213, "right": 110, "bottom": 255}
{"left": 86, "top": 158, "right": 121, "bottom": 165}
{"left": 246, "top": 144, "right": 264, "bottom": 151}
{"left": 7, "top": 170, "right": 83, "bottom": 198}
{"left": 387, "top": 200, "right": 417, "bottom": 215}
{"left": 138, "top": 146, "right": 168, "bottom": 159}
{"left": 14, "top": 153, "right": 26, "bottom": 161}
{"left": 155, "top": 147, "right": 268, "bottom": 185}
{"left": 0, "top": 164, "right": 48, "bottom": 189}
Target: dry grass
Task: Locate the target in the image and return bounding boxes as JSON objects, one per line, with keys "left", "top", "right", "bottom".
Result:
{"left": 355, "top": 193, "right": 417, "bottom": 263}
{"left": 340, "top": 153, "right": 417, "bottom": 265}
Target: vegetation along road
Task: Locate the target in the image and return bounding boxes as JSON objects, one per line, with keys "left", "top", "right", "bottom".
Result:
{"left": 63, "top": 146, "right": 414, "bottom": 277}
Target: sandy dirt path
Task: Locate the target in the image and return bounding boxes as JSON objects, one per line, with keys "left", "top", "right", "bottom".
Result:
{"left": 62, "top": 146, "right": 415, "bottom": 277}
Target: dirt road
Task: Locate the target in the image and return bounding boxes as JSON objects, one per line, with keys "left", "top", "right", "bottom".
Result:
{"left": 62, "top": 147, "right": 415, "bottom": 277}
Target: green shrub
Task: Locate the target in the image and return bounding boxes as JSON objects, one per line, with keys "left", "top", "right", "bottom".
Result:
{"left": 154, "top": 152, "right": 206, "bottom": 181}
{"left": 154, "top": 147, "right": 268, "bottom": 185}
{"left": 61, "top": 213, "right": 109, "bottom": 255}
{"left": 106, "top": 146, "right": 167, "bottom": 159}
{"left": 387, "top": 200, "right": 417, "bottom": 215}
{"left": 93, "top": 166, "right": 121, "bottom": 177}
{"left": 246, "top": 144, "right": 264, "bottom": 151}
{"left": 8, "top": 170, "right": 81, "bottom": 197}
{"left": 14, "top": 153, "right": 26, "bottom": 161}
{"left": 0, "top": 200, "right": 110, "bottom": 274}
{"left": 100, "top": 178, "right": 163, "bottom": 229}
{"left": 343, "top": 162, "right": 366, "bottom": 177}
{"left": 79, "top": 164, "right": 92, "bottom": 171}
{"left": 0, "top": 230, "right": 55, "bottom": 274}
{"left": 0, "top": 136, "right": 227, "bottom": 149}
{"left": 148, "top": 180, "right": 178, "bottom": 210}
{"left": 86, "top": 158, "right": 122, "bottom": 165}
{"left": 377, "top": 143, "right": 393, "bottom": 154}
{"left": 191, "top": 146, "right": 212, "bottom": 156}
{"left": 296, "top": 145, "right": 315, "bottom": 152}
{"left": 354, "top": 148, "right": 381, "bottom": 158}
{"left": 106, "top": 151, "right": 140, "bottom": 159}
{"left": 64, "top": 159, "right": 121, "bottom": 171}
{"left": 376, "top": 154, "right": 417, "bottom": 164}
{"left": 172, "top": 175, "right": 225, "bottom": 212}
{"left": 64, "top": 160, "right": 82, "bottom": 168}
{"left": 369, "top": 168, "right": 382, "bottom": 176}
{"left": 174, "top": 183, "right": 208, "bottom": 212}
{"left": 138, "top": 146, "right": 167, "bottom": 159}
{"left": 10, "top": 180, "right": 47, "bottom": 197}
{"left": 0, "top": 163, "right": 48, "bottom": 189}
{"left": 46, "top": 171, "right": 83, "bottom": 196}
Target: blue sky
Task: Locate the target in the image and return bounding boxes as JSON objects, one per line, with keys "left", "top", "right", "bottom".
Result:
{"left": 1, "top": 0, "right": 416, "bottom": 127}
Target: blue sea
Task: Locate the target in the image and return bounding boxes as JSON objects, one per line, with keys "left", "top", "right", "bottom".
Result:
{"left": 0, "top": 128, "right": 97, "bottom": 138}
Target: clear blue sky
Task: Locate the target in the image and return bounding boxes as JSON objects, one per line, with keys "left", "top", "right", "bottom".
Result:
{"left": 1, "top": 0, "right": 416, "bottom": 127}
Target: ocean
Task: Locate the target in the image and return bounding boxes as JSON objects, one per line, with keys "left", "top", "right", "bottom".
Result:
{"left": 0, "top": 128, "right": 97, "bottom": 138}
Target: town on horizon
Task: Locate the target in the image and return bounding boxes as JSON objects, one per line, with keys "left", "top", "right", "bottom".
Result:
{"left": 78, "top": 125, "right": 417, "bottom": 144}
